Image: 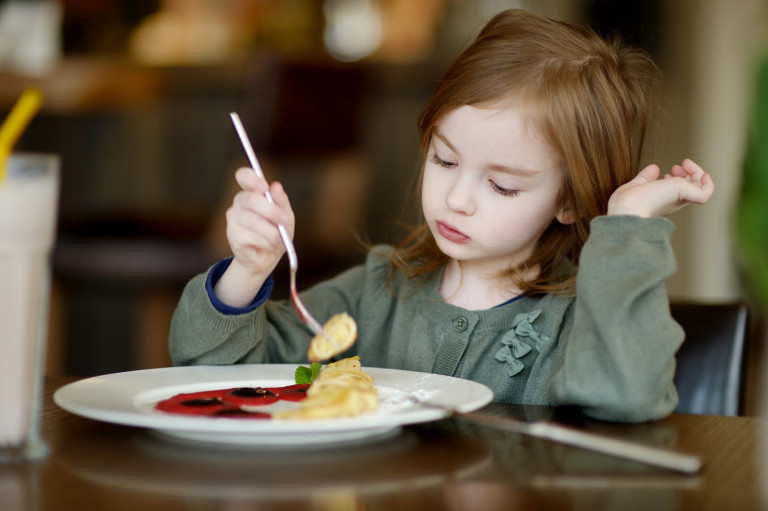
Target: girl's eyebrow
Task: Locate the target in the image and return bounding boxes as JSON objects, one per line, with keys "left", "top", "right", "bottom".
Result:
{"left": 432, "top": 127, "right": 540, "bottom": 177}
{"left": 432, "top": 127, "right": 458, "bottom": 154}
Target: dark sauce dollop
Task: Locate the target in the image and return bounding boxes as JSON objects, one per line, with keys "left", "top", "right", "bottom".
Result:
{"left": 230, "top": 387, "right": 276, "bottom": 398}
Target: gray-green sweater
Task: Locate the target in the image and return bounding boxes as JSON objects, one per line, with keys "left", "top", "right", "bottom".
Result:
{"left": 170, "top": 215, "right": 683, "bottom": 423}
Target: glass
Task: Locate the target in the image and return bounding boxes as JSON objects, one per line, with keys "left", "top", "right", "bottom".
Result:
{"left": 0, "top": 153, "right": 59, "bottom": 462}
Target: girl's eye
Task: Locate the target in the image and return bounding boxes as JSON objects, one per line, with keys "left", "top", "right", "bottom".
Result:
{"left": 490, "top": 180, "right": 520, "bottom": 197}
{"left": 430, "top": 153, "right": 456, "bottom": 168}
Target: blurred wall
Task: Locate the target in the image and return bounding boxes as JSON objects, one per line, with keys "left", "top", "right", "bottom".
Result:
{"left": 661, "top": 0, "right": 766, "bottom": 303}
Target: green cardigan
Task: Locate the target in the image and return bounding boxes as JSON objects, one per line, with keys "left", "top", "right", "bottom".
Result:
{"left": 170, "top": 215, "right": 683, "bottom": 423}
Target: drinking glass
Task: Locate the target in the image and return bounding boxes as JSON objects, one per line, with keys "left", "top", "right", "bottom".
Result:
{"left": 0, "top": 153, "right": 59, "bottom": 462}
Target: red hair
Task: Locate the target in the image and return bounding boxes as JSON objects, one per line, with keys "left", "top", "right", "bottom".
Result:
{"left": 390, "top": 9, "right": 660, "bottom": 294}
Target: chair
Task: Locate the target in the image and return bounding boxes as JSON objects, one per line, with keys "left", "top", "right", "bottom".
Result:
{"left": 671, "top": 301, "right": 750, "bottom": 416}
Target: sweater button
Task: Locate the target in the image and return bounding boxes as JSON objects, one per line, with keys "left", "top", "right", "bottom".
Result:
{"left": 452, "top": 316, "right": 468, "bottom": 332}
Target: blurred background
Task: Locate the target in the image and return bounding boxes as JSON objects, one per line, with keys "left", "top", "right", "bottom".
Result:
{"left": 1, "top": 0, "right": 766, "bottom": 412}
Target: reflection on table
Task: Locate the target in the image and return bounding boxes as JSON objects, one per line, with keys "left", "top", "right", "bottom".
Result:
{"left": 0, "top": 377, "right": 765, "bottom": 511}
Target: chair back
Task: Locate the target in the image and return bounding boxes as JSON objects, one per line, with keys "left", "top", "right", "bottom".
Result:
{"left": 671, "top": 301, "right": 750, "bottom": 416}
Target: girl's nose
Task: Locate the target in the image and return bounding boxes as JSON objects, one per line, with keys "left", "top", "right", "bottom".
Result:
{"left": 445, "top": 175, "right": 476, "bottom": 215}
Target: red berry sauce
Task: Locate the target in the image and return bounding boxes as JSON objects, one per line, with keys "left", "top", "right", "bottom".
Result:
{"left": 155, "top": 384, "right": 311, "bottom": 419}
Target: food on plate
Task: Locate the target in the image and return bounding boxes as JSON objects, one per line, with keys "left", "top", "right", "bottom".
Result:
{"left": 276, "top": 384, "right": 315, "bottom": 402}
{"left": 154, "top": 357, "right": 377, "bottom": 420}
{"left": 308, "top": 312, "right": 358, "bottom": 362}
{"left": 310, "top": 356, "right": 374, "bottom": 391}
{"left": 154, "top": 384, "right": 309, "bottom": 418}
{"left": 275, "top": 356, "right": 378, "bottom": 420}
{"left": 222, "top": 387, "right": 280, "bottom": 406}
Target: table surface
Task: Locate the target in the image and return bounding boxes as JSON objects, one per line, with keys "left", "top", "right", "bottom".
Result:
{"left": 2, "top": 377, "right": 766, "bottom": 511}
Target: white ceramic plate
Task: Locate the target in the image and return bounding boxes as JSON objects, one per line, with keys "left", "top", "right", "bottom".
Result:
{"left": 53, "top": 365, "right": 493, "bottom": 446}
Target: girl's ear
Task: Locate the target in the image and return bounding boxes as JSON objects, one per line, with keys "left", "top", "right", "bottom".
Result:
{"left": 556, "top": 204, "right": 576, "bottom": 225}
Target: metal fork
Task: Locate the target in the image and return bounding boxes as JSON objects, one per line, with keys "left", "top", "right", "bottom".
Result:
{"left": 230, "top": 112, "right": 338, "bottom": 346}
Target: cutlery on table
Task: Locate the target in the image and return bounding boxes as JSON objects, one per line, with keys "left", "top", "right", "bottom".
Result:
{"left": 412, "top": 399, "right": 702, "bottom": 474}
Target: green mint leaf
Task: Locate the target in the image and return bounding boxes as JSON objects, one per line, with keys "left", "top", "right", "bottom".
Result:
{"left": 309, "top": 362, "right": 322, "bottom": 382}
{"left": 295, "top": 365, "right": 313, "bottom": 384}
{"left": 295, "top": 362, "right": 323, "bottom": 384}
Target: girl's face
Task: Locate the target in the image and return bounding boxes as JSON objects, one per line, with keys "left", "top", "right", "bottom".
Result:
{"left": 422, "top": 103, "right": 570, "bottom": 276}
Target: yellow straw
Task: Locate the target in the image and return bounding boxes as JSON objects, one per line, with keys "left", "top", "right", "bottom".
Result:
{"left": 0, "top": 88, "right": 44, "bottom": 183}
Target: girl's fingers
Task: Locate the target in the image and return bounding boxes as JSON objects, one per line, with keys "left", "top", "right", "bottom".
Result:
{"left": 234, "top": 166, "right": 256, "bottom": 186}
{"left": 225, "top": 168, "right": 295, "bottom": 274}
{"left": 270, "top": 182, "right": 294, "bottom": 223}
{"left": 233, "top": 189, "right": 290, "bottom": 225}
{"left": 681, "top": 158, "right": 703, "bottom": 173}
{"left": 669, "top": 165, "right": 686, "bottom": 178}
{"left": 665, "top": 160, "right": 713, "bottom": 195}
{"left": 680, "top": 159, "right": 714, "bottom": 190}
{"left": 234, "top": 166, "right": 273, "bottom": 195}
{"left": 227, "top": 212, "right": 285, "bottom": 254}
{"left": 634, "top": 164, "right": 661, "bottom": 183}
{"left": 232, "top": 169, "right": 291, "bottom": 224}
{"left": 681, "top": 159, "right": 708, "bottom": 182}
{"left": 229, "top": 205, "right": 279, "bottom": 239}
{"left": 694, "top": 172, "right": 715, "bottom": 203}
{"left": 675, "top": 161, "right": 714, "bottom": 205}
{"left": 270, "top": 181, "right": 289, "bottom": 207}
{"left": 609, "top": 159, "right": 715, "bottom": 216}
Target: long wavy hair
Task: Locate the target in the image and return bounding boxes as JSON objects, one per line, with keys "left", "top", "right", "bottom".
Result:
{"left": 389, "top": 8, "right": 661, "bottom": 295}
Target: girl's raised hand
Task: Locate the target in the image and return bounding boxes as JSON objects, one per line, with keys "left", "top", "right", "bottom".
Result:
{"left": 607, "top": 159, "right": 715, "bottom": 218}
{"left": 226, "top": 167, "right": 295, "bottom": 275}
{"left": 213, "top": 167, "right": 295, "bottom": 308}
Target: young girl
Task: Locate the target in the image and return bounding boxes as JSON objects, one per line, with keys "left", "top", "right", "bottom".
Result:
{"left": 170, "top": 9, "right": 714, "bottom": 423}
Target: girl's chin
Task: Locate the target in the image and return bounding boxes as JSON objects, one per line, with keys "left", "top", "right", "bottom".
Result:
{"left": 434, "top": 240, "right": 536, "bottom": 274}
{"left": 433, "top": 238, "right": 474, "bottom": 261}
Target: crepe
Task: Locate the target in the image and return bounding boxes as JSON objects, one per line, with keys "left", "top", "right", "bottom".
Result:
{"left": 307, "top": 312, "right": 358, "bottom": 362}
{"left": 276, "top": 356, "right": 378, "bottom": 420}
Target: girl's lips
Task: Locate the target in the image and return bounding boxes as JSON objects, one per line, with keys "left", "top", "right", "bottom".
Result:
{"left": 436, "top": 221, "right": 470, "bottom": 243}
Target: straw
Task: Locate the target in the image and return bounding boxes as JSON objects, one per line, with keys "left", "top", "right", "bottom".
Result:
{"left": 0, "top": 88, "right": 44, "bottom": 183}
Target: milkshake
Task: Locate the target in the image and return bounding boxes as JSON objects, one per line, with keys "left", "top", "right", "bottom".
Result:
{"left": 0, "top": 154, "right": 58, "bottom": 461}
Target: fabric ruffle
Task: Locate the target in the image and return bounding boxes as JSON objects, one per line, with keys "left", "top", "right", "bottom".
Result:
{"left": 495, "top": 309, "right": 550, "bottom": 377}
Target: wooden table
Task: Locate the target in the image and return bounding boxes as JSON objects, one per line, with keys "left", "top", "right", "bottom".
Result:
{"left": 2, "top": 377, "right": 766, "bottom": 511}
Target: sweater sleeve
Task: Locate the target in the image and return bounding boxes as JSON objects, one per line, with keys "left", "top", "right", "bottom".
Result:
{"left": 549, "top": 215, "right": 684, "bottom": 423}
{"left": 169, "top": 251, "right": 383, "bottom": 366}
{"left": 169, "top": 268, "right": 271, "bottom": 366}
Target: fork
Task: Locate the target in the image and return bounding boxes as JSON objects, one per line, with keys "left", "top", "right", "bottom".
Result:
{"left": 229, "top": 112, "right": 339, "bottom": 347}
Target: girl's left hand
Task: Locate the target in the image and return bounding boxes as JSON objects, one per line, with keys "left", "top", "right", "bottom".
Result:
{"left": 607, "top": 159, "right": 715, "bottom": 217}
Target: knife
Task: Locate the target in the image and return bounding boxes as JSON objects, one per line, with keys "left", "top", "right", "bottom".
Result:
{"left": 419, "top": 401, "right": 702, "bottom": 474}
